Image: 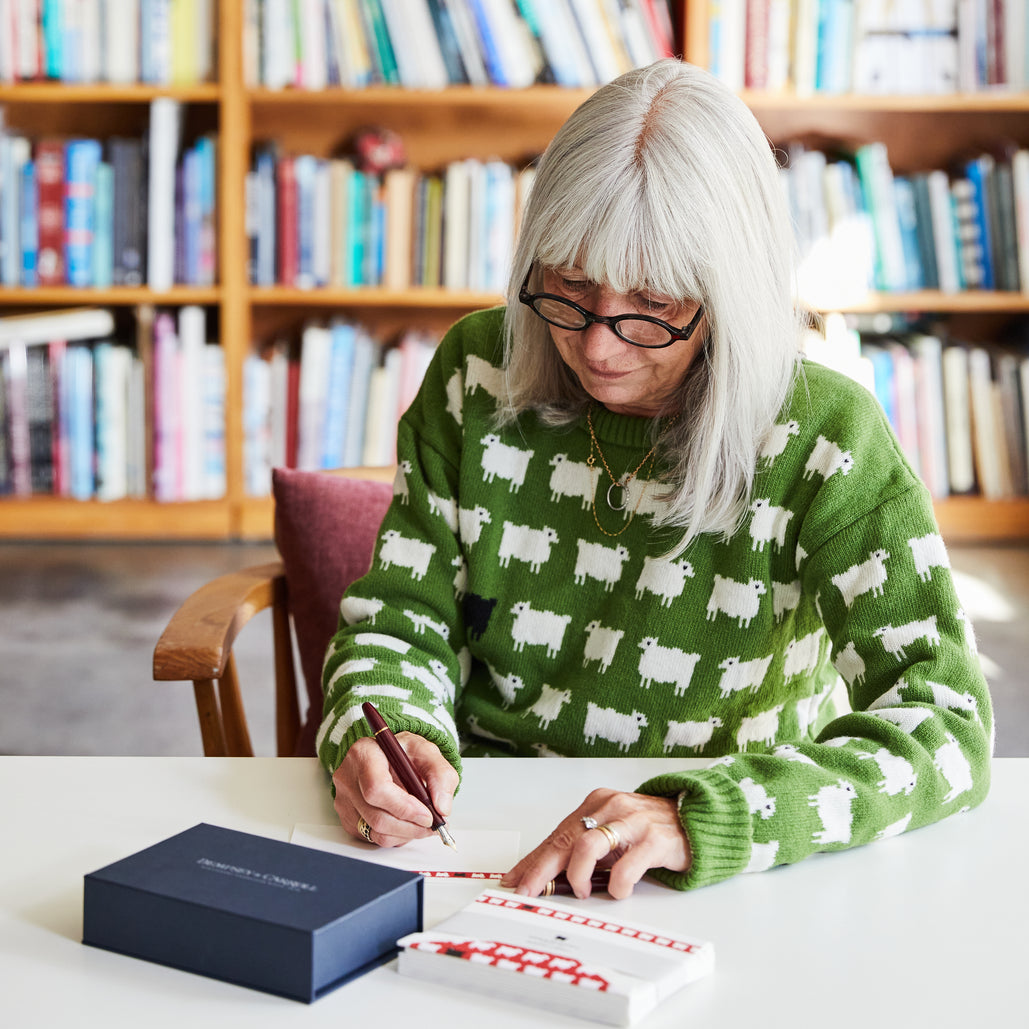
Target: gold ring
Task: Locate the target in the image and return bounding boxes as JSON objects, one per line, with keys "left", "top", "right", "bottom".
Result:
{"left": 595, "top": 823, "right": 621, "bottom": 851}
{"left": 357, "top": 816, "right": 374, "bottom": 844}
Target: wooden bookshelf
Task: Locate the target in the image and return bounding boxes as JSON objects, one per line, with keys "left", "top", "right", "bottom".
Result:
{"left": 1, "top": 2, "right": 1028, "bottom": 543}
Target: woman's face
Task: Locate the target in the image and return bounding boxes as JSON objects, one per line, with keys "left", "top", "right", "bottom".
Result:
{"left": 542, "top": 267, "right": 706, "bottom": 418}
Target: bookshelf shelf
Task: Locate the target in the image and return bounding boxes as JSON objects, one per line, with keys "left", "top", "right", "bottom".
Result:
{"left": 0, "top": 287, "right": 222, "bottom": 306}
{"left": 0, "top": 84, "right": 221, "bottom": 103}
{"left": 1, "top": 3, "right": 1027, "bottom": 543}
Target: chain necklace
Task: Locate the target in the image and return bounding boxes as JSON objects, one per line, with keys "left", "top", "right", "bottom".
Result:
{"left": 585, "top": 405, "right": 676, "bottom": 538}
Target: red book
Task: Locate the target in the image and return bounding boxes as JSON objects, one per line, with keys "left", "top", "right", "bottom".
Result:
{"left": 276, "top": 155, "right": 298, "bottom": 287}
{"left": 745, "top": 0, "right": 770, "bottom": 90}
{"left": 285, "top": 349, "right": 300, "bottom": 469}
{"left": 35, "top": 139, "right": 66, "bottom": 286}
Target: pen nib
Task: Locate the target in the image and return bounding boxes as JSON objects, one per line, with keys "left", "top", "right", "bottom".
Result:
{"left": 436, "top": 824, "right": 457, "bottom": 850}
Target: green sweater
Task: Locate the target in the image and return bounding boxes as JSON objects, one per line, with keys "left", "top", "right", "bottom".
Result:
{"left": 319, "top": 307, "right": 993, "bottom": 890}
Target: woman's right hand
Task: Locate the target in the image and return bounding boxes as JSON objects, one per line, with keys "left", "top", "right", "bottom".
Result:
{"left": 331, "top": 732, "right": 459, "bottom": 848}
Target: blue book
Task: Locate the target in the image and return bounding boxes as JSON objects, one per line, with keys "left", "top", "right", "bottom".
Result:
{"left": 294, "top": 154, "right": 317, "bottom": 289}
{"left": 253, "top": 144, "right": 278, "bottom": 286}
{"left": 893, "top": 176, "right": 924, "bottom": 291}
{"left": 42, "top": 0, "right": 64, "bottom": 79}
{"left": 347, "top": 170, "right": 369, "bottom": 287}
{"left": 66, "top": 345, "right": 95, "bottom": 500}
{"left": 466, "top": 0, "right": 507, "bottom": 85}
{"left": 864, "top": 345, "right": 897, "bottom": 431}
{"left": 92, "top": 161, "right": 114, "bottom": 288}
{"left": 342, "top": 331, "right": 376, "bottom": 467}
{"left": 321, "top": 322, "right": 357, "bottom": 469}
{"left": 964, "top": 156, "right": 995, "bottom": 289}
{"left": 182, "top": 145, "right": 201, "bottom": 285}
{"left": 20, "top": 160, "right": 38, "bottom": 287}
{"left": 64, "top": 138, "right": 103, "bottom": 287}
{"left": 195, "top": 136, "right": 216, "bottom": 286}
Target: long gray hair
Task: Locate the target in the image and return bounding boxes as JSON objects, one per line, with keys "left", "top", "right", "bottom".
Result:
{"left": 498, "top": 59, "right": 803, "bottom": 555}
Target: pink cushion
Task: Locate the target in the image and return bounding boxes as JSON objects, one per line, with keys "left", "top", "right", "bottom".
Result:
{"left": 272, "top": 467, "right": 393, "bottom": 755}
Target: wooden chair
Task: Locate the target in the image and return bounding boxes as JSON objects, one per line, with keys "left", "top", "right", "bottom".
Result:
{"left": 153, "top": 467, "right": 395, "bottom": 757}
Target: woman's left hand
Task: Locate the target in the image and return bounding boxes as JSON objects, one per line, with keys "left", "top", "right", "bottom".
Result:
{"left": 501, "top": 787, "right": 691, "bottom": 900}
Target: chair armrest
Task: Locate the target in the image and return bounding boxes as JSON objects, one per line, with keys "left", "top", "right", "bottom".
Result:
{"left": 153, "top": 561, "right": 286, "bottom": 682}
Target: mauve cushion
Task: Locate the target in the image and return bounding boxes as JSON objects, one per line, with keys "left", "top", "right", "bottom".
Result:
{"left": 272, "top": 467, "right": 393, "bottom": 755}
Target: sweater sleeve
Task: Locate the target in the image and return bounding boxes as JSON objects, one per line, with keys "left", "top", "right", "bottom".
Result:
{"left": 640, "top": 452, "right": 993, "bottom": 891}
{"left": 317, "top": 326, "right": 476, "bottom": 781}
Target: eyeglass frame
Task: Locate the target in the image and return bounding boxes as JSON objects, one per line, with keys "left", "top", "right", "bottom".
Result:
{"left": 517, "top": 266, "right": 705, "bottom": 350}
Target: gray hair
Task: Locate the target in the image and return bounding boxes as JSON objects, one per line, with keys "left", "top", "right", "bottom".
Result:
{"left": 498, "top": 59, "right": 803, "bottom": 555}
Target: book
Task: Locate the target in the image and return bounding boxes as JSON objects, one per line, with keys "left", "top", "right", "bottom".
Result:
{"left": 320, "top": 320, "right": 357, "bottom": 469}
{"left": 967, "top": 345, "right": 1007, "bottom": 498}
{"left": 65, "top": 343, "right": 96, "bottom": 500}
{"left": 342, "top": 328, "right": 376, "bottom": 466}
{"left": 94, "top": 342, "right": 133, "bottom": 501}
{"left": 19, "top": 156, "right": 37, "bottom": 286}
{"left": 64, "top": 137, "right": 103, "bottom": 287}
{"left": 3, "top": 341, "right": 32, "bottom": 496}
{"left": 35, "top": 138, "right": 66, "bottom": 285}
{"left": 110, "top": 136, "right": 147, "bottom": 286}
{"left": 397, "top": 889, "right": 715, "bottom": 1027}
{"left": 854, "top": 142, "right": 908, "bottom": 292}
{"left": 0, "top": 307, "right": 116, "bottom": 347}
{"left": 147, "top": 97, "right": 183, "bottom": 291}
{"left": 25, "top": 344, "right": 55, "bottom": 493}
{"left": 909, "top": 334, "right": 950, "bottom": 500}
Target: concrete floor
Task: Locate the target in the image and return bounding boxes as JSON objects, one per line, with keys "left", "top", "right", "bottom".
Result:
{"left": 1, "top": 541, "right": 1027, "bottom": 757}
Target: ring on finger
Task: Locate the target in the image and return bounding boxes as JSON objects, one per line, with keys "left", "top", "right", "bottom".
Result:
{"left": 357, "top": 816, "right": 375, "bottom": 845}
{"left": 581, "top": 815, "right": 599, "bottom": 831}
{"left": 595, "top": 823, "right": 621, "bottom": 851}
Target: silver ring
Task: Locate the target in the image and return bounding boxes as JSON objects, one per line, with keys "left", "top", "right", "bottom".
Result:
{"left": 357, "top": 816, "right": 374, "bottom": 844}
{"left": 581, "top": 815, "right": 599, "bottom": 831}
{"left": 595, "top": 823, "right": 621, "bottom": 851}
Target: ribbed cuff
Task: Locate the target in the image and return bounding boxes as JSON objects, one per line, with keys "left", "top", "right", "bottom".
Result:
{"left": 637, "top": 768, "right": 753, "bottom": 891}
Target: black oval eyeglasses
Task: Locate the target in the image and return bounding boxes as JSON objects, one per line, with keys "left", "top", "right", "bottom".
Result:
{"left": 517, "top": 267, "right": 705, "bottom": 350}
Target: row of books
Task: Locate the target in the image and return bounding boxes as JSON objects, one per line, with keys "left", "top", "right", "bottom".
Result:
{"left": 807, "top": 313, "right": 1029, "bottom": 500}
{"left": 0, "top": 0, "right": 216, "bottom": 85}
{"left": 247, "top": 0, "right": 676, "bottom": 91}
{"left": 708, "top": 0, "right": 1029, "bottom": 95}
{"left": 0, "top": 305, "right": 225, "bottom": 501}
{"left": 783, "top": 140, "right": 1029, "bottom": 302}
{"left": 0, "top": 99, "right": 215, "bottom": 291}
{"left": 243, "top": 319, "right": 439, "bottom": 494}
{"left": 247, "top": 147, "right": 535, "bottom": 292}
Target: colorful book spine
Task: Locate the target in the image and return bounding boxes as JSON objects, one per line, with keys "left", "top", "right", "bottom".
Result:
{"left": 19, "top": 158, "right": 38, "bottom": 287}
{"left": 64, "top": 137, "right": 103, "bottom": 288}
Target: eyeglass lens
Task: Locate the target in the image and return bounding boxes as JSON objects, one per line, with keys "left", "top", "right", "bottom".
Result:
{"left": 532, "top": 297, "right": 674, "bottom": 347}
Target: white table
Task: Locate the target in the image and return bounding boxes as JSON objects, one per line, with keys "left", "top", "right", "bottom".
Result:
{"left": 1, "top": 757, "right": 1025, "bottom": 1027}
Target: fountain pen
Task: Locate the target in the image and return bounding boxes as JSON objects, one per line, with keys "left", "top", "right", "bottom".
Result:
{"left": 362, "top": 701, "right": 457, "bottom": 850}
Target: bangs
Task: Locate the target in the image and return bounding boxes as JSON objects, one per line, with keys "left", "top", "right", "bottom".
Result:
{"left": 531, "top": 161, "right": 704, "bottom": 304}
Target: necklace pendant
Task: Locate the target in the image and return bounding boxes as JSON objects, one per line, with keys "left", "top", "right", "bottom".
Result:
{"left": 606, "top": 481, "right": 627, "bottom": 511}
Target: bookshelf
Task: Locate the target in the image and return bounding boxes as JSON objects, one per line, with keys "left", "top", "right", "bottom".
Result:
{"left": 1, "top": 2, "right": 1027, "bottom": 543}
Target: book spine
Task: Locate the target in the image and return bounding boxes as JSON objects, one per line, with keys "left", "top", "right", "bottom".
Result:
{"left": 92, "top": 159, "right": 114, "bottom": 288}
{"left": 19, "top": 156, "right": 38, "bottom": 286}
{"left": 147, "top": 96, "right": 182, "bottom": 291}
{"left": 64, "top": 137, "right": 103, "bottom": 287}
{"left": 277, "top": 153, "right": 298, "bottom": 286}
{"left": 26, "top": 343, "right": 55, "bottom": 494}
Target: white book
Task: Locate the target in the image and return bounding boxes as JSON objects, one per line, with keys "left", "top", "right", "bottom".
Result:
{"left": 268, "top": 342, "right": 290, "bottom": 472}
{"left": 243, "top": 353, "right": 270, "bottom": 495}
{"left": 0, "top": 308, "right": 117, "bottom": 347}
{"left": 126, "top": 355, "right": 147, "bottom": 497}
{"left": 15, "top": 0, "right": 41, "bottom": 80}
{"left": 479, "top": 0, "right": 537, "bottom": 88}
{"left": 201, "top": 342, "right": 226, "bottom": 498}
{"left": 384, "top": 0, "right": 449, "bottom": 89}
{"left": 298, "top": 0, "right": 328, "bottom": 90}
{"left": 296, "top": 323, "right": 333, "bottom": 470}
{"left": 941, "top": 344, "right": 975, "bottom": 494}
{"left": 792, "top": 0, "right": 819, "bottom": 94}
{"left": 147, "top": 97, "right": 183, "bottom": 292}
{"left": 443, "top": 159, "right": 471, "bottom": 291}
{"left": 1012, "top": 149, "right": 1029, "bottom": 294}
{"left": 967, "top": 346, "right": 1006, "bottom": 498}
{"left": 363, "top": 344, "right": 403, "bottom": 466}
{"left": 313, "top": 159, "right": 332, "bottom": 287}
{"left": 712, "top": 0, "right": 745, "bottom": 91}
{"left": 567, "top": 0, "right": 623, "bottom": 84}
{"left": 262, "top": 0, "right": 294, "bottom": 88}
{"left": 105, "top": 0, "right": 141, "bottom": 83}
{"left": 927, "top": 168, "right": 961, "bottom": 293}
{"left": 94, "top": 342, "right": 132, "bottom": 501}
{"left": 0, "top": 0, "right": 14, "bottom": 81}
{"left": 194, "top": 0, "right": 215, "bottom": 82}
{"left": 909, "top": 334, "right": 950, "bottom": 500}
{"left": 398, "top": 889, "right": 715, "bottom": 1027}
{"left": 177, "top": 304, "right": 207, "bottom": 500}
{"left": 342, "top": 330, "right": 376, "bottom": 467}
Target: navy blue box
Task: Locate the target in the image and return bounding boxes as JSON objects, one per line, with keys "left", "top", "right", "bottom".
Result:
{"left": 82, "top": 822, "right": 422, "bottom": 1002}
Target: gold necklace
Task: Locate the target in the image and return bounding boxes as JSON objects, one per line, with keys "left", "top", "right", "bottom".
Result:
{"left": 585, "top": 406, "right": 674, "bottom": 538}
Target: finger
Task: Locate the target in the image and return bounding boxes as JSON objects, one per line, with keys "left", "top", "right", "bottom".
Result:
{"left": 396, "top": 732, "right": 459, "bottom": 818}
{"left": 564, "top": 819, "right": 631, "bottom": 898}
{"left": 502, "top": 818, "right": 583, "bottom": 896}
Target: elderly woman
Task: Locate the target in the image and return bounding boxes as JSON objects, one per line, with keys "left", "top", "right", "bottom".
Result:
{"left": 318, "top": 59, "right": 992, "bottom": 898}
